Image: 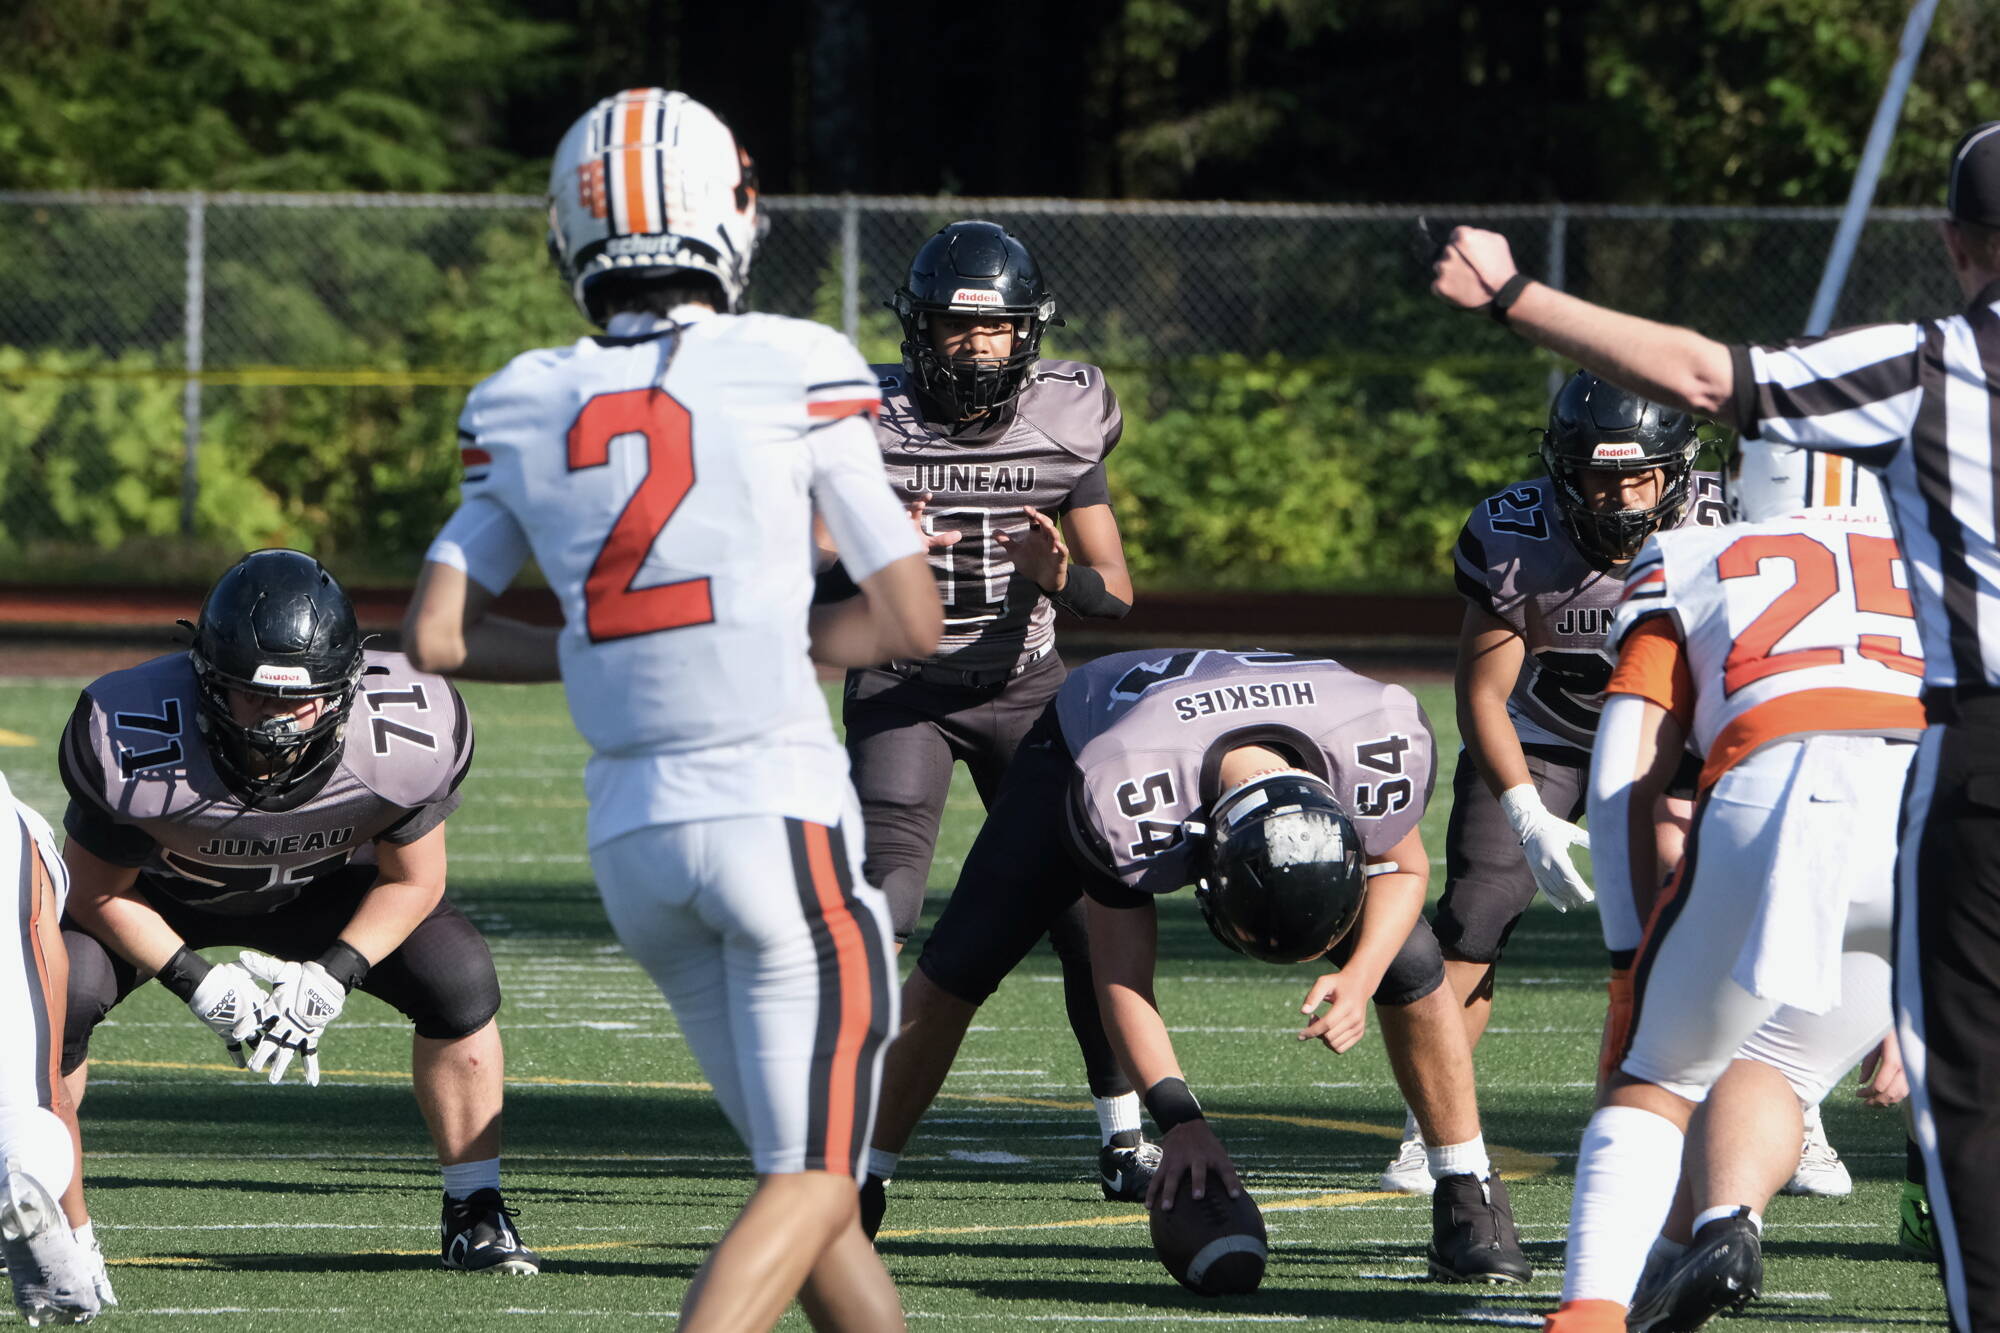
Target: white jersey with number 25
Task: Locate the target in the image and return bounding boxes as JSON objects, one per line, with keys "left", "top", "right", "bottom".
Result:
{"left": 427, "top": 306, "right": 919, "bottom": 844}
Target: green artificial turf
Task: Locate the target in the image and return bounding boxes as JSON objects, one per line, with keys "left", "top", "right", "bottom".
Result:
{"left": 0, "top": 674, "right": 1947, "bottom": 1330}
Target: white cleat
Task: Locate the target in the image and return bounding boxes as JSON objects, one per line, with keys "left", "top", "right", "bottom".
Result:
{"left": 0, "top": 1161, "right": 102, "bottom": 1326}
{"left": 1379, "top": 1126, "right": 1435, "bottom": 1195}
{"left": 1780, "top": 1106, "right": 1853, "bottom": 1198}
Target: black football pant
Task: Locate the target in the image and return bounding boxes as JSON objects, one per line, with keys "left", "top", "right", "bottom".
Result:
{"left": 1896, "top": 693, "right": 2000, "bottom": 1333}
{"left": 846, "top": 655, "right": 1129, "bottom": 1099}
{"left": 62, "top": 867, "right": 502, "bottom": 1073}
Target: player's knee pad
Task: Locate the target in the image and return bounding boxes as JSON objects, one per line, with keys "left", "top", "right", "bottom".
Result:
{"left": 1370, "top": 914, "right": 1448, "bottom": 1007}
{"left": 59, "top": 929, "right": 125, "bottom": 1076}
{"left": 1432, "top": 866, "right": 1537, "bottom": 966}
{"left": 366, "top": 904, "right": 503, "bottom": 1040}
{"left": 0, "top": 1107, "right": 74, "bottom": 1197}
{"left": 914, "top": 940, "right": 1002, "bottom": 1008}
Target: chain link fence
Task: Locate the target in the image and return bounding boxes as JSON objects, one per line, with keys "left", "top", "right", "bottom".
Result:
{"left": 0, "top": 192, "right": 1965, "bottom": 589}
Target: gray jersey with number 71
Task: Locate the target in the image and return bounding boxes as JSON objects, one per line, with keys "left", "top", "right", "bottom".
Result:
{"left": 57, "top": 649, "right": 471, "bottom": 915}
{"left": 1055, "top": 649, "right": 1435, "bottom": 898}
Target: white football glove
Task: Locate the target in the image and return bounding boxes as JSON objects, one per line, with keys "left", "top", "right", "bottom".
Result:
{"left": 239, "top": 951, "right": 347, "bottom": 1087}
{"left": 185, "top": 962, "right": 269, "bottom": 1069}
{"left": 1499, "top": 783, "right": 1595, "bottom": 912}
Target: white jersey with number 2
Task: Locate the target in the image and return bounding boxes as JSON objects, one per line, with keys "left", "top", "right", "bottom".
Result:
{"left": 427, "top": 306, "right": 920, "bottom": 845}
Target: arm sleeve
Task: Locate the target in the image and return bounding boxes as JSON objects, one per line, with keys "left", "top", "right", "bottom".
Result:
{"left": 425, "top": 493, "right": 532, "bottom": 597}
{"left": 1451, "top": 516, "right": 1499, "bottom": 614}
{"left": 1728, "top": 320, "right": 1925, "bottom": 459}
{"left": 375, "top": 683, "right": 473, "bottom": 845}
{"left": 1588, "top": 691, "right": 1654, "bottom": 955}
{"left": 56, "top": 694, "right": 158, "bottom": 867}
{"left": 1605, "top": 618, "right": 1695, "bottom": 728}
{"left": 1099, "top": 378, "right": 1125, "bottom": 457}
{"left": 1062, "top": 461, "right": 1112, "bottom": 512}
{"left": 800, "top": 327, "right": 920, "bottom": 583}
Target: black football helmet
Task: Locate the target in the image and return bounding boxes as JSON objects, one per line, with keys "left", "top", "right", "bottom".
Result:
{"left": 1194, "top": 771, "right": 1367, "bottom": 965}
{"left": 185, "top": 549, "right": 365, "bottom": 804}
{"left": 1540, "top": 370, "right": 1700, "bottom": 568}
{"left": 890, "top": 220, "right": 1060, "bottom": 422}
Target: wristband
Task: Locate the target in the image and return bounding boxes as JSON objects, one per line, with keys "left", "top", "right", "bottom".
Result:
{"left": 316, "top": 940, "right": 372, "bottom": 993}
{"left": 1488, "top": 273, "right": 1533, "bottom": 324}
{"left": 1048, "top": 563, "right": 1130, "bottom": 620}
{"left": 156, "top": 945, "right": 213, "bottom": 1003}
{"left": 1143, "top": 1076, "right": 1205, "bottom": 1133}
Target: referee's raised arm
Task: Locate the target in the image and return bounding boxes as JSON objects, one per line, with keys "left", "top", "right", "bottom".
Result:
{"left": 1427, "top": 122, "right": 2000, "bottom": 1333}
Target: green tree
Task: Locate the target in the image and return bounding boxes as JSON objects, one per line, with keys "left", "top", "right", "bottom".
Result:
{"left": 0, "top": 0, "right": 566, "bottom": 191}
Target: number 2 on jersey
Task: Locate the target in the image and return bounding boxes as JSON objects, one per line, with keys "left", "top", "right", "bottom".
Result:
{"left": 567, "top": 388, "right": 715, "bottom": 643}
{"left": 1717, "top": 530, "right": 1919, "bottom": 694}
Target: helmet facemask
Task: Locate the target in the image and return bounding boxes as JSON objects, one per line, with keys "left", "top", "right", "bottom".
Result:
{"left": 190, "top": 657, "right": 361, "bottom": 805}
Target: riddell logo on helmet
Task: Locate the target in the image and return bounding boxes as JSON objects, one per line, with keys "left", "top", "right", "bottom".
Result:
{"left": 950, "top": 288, "right": 1002, "bottom": 306}
{"left": 251, "top": 665, "right": 312, "bottom": 687}
{"left": 1591, "top": 443, "right": 1645, "bottom": 461}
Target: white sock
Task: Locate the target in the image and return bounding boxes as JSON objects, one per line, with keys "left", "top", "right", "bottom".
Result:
{"left": 1427, "top": 1136, "right": 1491, "bottom": 1181}
{"left": 1095, "top": 1093, "right": 1142, "bottom": 1145}
{"left": 1402, "top": 1107, "right": 1422, "bottom": 1142}
{"left": 440, "top": 1157, "right": 502, "bottom": 1201}
{"left": 1800, "top": 1100, "right": 1824, "bottom": 1136}
{"left": 72, "top": 1219, "right": 96, "bottom": 1251}
{"left": 867, "top": 1147, "right": 900, "bottom": 1182}
{"left": 1561, "top": 1105, "right": 1687, "bottom": 1306}
{"left": 1638, "top": 1232, "right": 1687, "bottom": 1292}
{"left": 1691, "top": 1204, "right": 1760, "bottom": 1236}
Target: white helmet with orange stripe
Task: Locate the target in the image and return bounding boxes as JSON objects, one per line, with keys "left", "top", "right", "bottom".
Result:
{"left": 547, "top": 89, "right": 764, "bottom": 323}
{"left": 1726, "top": 437, "right": 1889, "bottom": 522}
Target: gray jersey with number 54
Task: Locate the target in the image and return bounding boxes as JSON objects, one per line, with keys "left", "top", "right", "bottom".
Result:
{"left": 1452, "top": 474, "right": 1725, "bottom": 752}
{"left": 58, "top": 649, "right": 471, "bottom": 915}
{"left": 1055, "top": 649, "right": 1435, "bottom": 898}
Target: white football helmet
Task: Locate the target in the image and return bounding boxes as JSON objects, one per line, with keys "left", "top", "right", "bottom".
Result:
{"left": 1726, "top": 436, "right": 1889, "bottom": 522}
{"left": 546, "top": 89, "right": 764, "bottom": 323}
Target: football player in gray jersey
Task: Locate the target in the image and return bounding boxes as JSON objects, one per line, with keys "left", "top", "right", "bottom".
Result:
{"left": 1381, "top": 373, "right": 1727, "bottom": 1195}
{"left": 54, "top": 551, "right": 539, "bottom": 1275}
{"left": 828, "top": 221, "right": 1153, "bottom": 1205}
{"left": 866, "top": 649, "right": 1531, "bottom": 1283}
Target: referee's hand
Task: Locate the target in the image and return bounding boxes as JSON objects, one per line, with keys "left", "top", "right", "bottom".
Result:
{"left": 1430, "top": 226, "right": 1521, "bottom": 311}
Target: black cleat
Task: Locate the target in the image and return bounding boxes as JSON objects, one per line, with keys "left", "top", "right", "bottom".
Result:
{"left": 1427, "top": 1172, "right": 1532, "bottom": 1284}
{"left": 1099, "top": 1138, "right": 1163, "bottom": 1202}
{"left": 442, "top": 1189, "right": 541, "bottom": 1275}
{"left": 1626, "top": 1214, "right": 1762, "bottom": 1332}
{"left": 860, "top": 1174, "right": 888, "bottom": 1241}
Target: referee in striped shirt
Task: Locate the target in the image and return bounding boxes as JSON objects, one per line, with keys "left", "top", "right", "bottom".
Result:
{"left": 1427, "top": 122, "right": 2000, "bottom": 1333}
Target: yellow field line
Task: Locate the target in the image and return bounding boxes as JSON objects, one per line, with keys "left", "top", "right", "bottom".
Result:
{"left": 0, "top": 728, "right": 35, "bottom": 747}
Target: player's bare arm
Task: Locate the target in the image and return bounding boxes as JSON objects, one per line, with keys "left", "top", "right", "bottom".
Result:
{"left": 335, "top": 822, "right": 450, "bottom": 965}
{"left": 60, "top": 841, "right": 182, "bottom": 974}
{"left": 403, "top": 560, "right": 560, "bottom": 682}
{"left": 807, "top": 551, "right": 941, "bottom": 667}
{"left": 1299, "top": 825, "right": 1427, "bottom": 1054}
{"left": 1085, "top": 895, "right": 1241, "bottom": 1210}
{"left": 1455, "top": 605, "right": 1534, "bottom": 797}
{"left": 1429, "top": 226, "right": 1739, "bottom": 425}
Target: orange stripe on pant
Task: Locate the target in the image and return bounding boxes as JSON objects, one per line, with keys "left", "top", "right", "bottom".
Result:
{"left": 801, "top": 822, "right": 873, "bottom": 1174}
{"left": 26, "top": 839, "right": 67, "bottom": 1113}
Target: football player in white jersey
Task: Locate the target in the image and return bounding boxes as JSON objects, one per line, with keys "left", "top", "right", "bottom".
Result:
{"left": 402, "top": 89, "right": 940, "bottom": 1333}
{"left": 1543, "top": 443, "right": 1924, "bottom": 1333}
{"left": 1, "top": 772, "right": 111, "bottom": 1326}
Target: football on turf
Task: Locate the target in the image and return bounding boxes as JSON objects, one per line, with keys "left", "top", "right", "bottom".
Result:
{"left": 1149, "top": 1178, "right": 1267, "bottom": 1295}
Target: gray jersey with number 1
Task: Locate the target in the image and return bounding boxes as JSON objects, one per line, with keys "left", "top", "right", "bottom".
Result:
{"left": 58, "top": 649, "right": 471, "bottom": 915}
{"left": 1055, "top": 649, "right": 1435, "bottom": 899}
